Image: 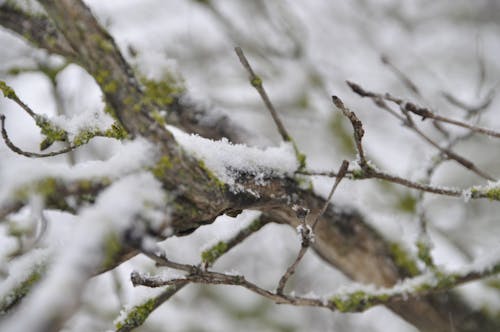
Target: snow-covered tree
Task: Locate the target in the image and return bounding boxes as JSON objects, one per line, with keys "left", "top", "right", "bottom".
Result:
{"left": 1, "top": 1, "right": 500, "bottom": 331}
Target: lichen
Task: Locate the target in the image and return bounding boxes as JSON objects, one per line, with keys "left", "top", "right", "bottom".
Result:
{"left": 330, "top": 291, "right": 388, "bottom": 312}
{"left": 414, "top": 271, "right": 458, "bottom": 293}
{"left": 351, "top": 168, "right": 365, "bottom": 180}
{"left": 101, "top": 233, "right": 123, "bottom": 270}
{"left": 15, "top": 177, "right": 58, "bottom": 201}
{"left": 416, "top": 240, "right": 434, "bottom": 268}
{"left": 72, "top": 122, "right": 127, "bottom": 146}
{"left": 141, "top": 73, "right": 185, "bottom": 108}
{"left": 151, "top": 155, "right": 174, "bottom": 179}
{"left": 293, "top": 142, "right": 307, "bottom": 170}
{"left": 197, "top": 159, "right": 225, "bottom": 190}
{"left": 0, "top": 80, "right": 17, "bottom": 99}
{"left": 104, "top": 123, "right": 128, "bottom": 140}
{"left": 0, "top": 267, "right": 44, "bottom": 314}
{"left": 469, "top": 186, "right": 500, "bottom": 201}
{"left": 72, "top": 129, "right": 98, "bottom": 146}
{"left": 34, "top": 116, "right": 67, "bottom": 149}
{"left": 251, "top": 76, "right": 262, "bottom": 88}
{"left": 115, "top": 298, "right": 156, "bottom": 330}
{"left": 484, "top": 187, "right": 500, "bottom": 201}
{"left": 388, "top": 242, "right": 420, "bottom": 277}
{"left": 201, "top": 241, "right": 228, "bottom": 265}
{"left": 397, "top": 193, "right": 417, "bottom": 213}
{"left": 151, "top": 110, "right": 166, "bottom": 126}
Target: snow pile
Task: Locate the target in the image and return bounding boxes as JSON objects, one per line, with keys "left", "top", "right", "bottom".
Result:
{"left": 0, "top": 137, "right": 157, "bottom": 204}
{"left": 167, "top": 125, "right": 299, "bottom": 186}
{"left": 0, "top": 172, "right": 166, "bottom": 332}
{"left": 48, "top": 110, "right": 115, "bottom": 143}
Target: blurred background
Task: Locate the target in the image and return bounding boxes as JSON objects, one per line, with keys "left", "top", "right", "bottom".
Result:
{"left": 1, "top": 1, "right": 500, "bottom": 331}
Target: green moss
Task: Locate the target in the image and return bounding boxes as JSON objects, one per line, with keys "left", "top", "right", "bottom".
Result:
{"left": 416, "top": 240, "right": 434, "bottom": 268}
{"left": 16, "top": 177, "right": 58, "bottom": 201}
{"left": 103, "top": 80, "right": 118, "bottom": 94}
{"left": 72, "top": 129, "right": 98, "bottom": 146}
{"left": 95, "top": 69, "right": 110, "bottom": 85}
{"left": 397, "top": 193, "right": 417, "bottom": 213}
{"left": 115, "top": 298, "right": 156, "bottom": 330}
{"left": 97, "top": 38, "right": 115, "bottom": 53}
{"left": 151, "top": 110, "right": 166, "bottom": 126}
{"left": 151, "top": 155, "right": 174, "bottom": 179}
{"left": 485, "top": 187, "right": 500, "bottom": 201}
{"left": 104, "top": 123, "right": 128, "bottom": 140}
{"left": 101, "top": 233, "right": 123, "bottom": 270}
{"left": 0, "top": 80, "right": 17, "bottom": 99}
{"left": 141, "top": 74, "right": 185, "bottom": 107}
{"left": 389, "top": 242, "right": 420, "bottom": 277}
{"left": 197, "top": 159, "right": 225, "bottom": 190}
{"left": 72, "top": 122, "right": 128, "bottom": 146}
{"left": 248, "top": 218, "right": 265, "bottom": 232}
{"left": 0, "top": 268, "right": 44, "bottom": 313}
{"left": 14, "top": 177, "right": 70, "bottom": 209}
{"left": 251, "top": 76, "right": 262, "bottom": 88}
{"left": 298, "top": 153, "right": 307, "bottom": 169}
{"left": 330, "top": 291, "right": 388, "bottom": 312}
{"left": 435, "top": 271, "right": 457, "bottom": 289}
{"left": 36, "top": 178, "right": 57, "bottom": 197}
{"left": 351, "top": 169, "right": 365, "bottom": 180}
{"left": 34, "top": 116, "right": 67, "bottom": 149}
{"left": 201, "top": 241, "right": 228, "bottom": 265}
{"left": 94, "top": 69, "right": 119, "bottom": 94}
{"left": 414, "top": 271, "right": 459, "bottom": 293}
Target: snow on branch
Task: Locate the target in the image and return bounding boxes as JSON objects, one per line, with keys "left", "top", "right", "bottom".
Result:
{"left": 1, "top": 172, "right": 167, "bottom": 331}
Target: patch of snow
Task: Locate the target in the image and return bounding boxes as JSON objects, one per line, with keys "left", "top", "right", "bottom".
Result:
{"left": 167, "top": 125, "right": 299, "bottom": 187}
{"left": 0, "top": 137, "right": 158, "bottom": 205}
{"left": 49, "top": 110, "right": 115, "bottom": 143}
{"left": 0, "top": 248, "right": 50, "bottom": 309}
{"left": 0, "top": 172, "right": 165, "bottom": 332}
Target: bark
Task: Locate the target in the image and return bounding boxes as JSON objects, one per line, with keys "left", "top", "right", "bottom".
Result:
{"left": 0, "top": 2, "right": 498, "bottom": 331}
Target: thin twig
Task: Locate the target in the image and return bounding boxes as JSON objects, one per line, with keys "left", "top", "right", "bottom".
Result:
{"left": 405, "top": 99, "right": 500, "bottom": 139}
{"left": 132, "top": 270, "right": 329, "bottom": 309}
{"left": 276, "top": 205, "right": 310, "bottom": 295}
{"left": 442, "top": 90, "right": 494, "bottom": 117}
{"left": 117, "top": 217, "right": 270, "bottom": 331}
{"left": 332, "top": 96, "right": 367, "bottom": 166}
{"left": 234, "top": 46, "right": 292, "bottom": 142}
{"left": 132, "top": 255, "right": 500, "bottom": 314}
{"left": 346, "top": 81, "right": 495, "bottom": 181}
{"left": 276, "top": 245, "right": 308, "bottom": 295}
{"left": 312, "top": 160, "right": 349, "bottom": 230}
{"left": 381, "top": 54, "right": 422, "bottom": 98}
{"left": 276, "top": 161, "right": 348, "bottom": 295}
{"left": 401, "top": 109, "right": 494, "bottom": 181}
{"left": 297, "top": 168, "right": 462, "bottom": 197}
{"left": 0, "top": 81, "right": 36, "bottom": 118}
{"left": 1, "top": 114, "right": 78, "bottom": 158}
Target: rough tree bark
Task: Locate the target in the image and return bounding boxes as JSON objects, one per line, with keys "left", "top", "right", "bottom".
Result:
{"left": 0, "top": 1, "right": 498, "bottom": 332}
